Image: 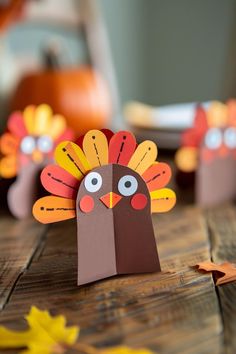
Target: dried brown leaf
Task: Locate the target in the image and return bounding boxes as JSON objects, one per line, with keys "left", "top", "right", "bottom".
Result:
{"left": 196, "top": 261, "right": 236, "bottom": 285}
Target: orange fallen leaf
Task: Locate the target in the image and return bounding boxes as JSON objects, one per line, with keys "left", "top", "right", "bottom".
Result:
{"left": 196, "top": 261, "right": 236, "bottom": 285}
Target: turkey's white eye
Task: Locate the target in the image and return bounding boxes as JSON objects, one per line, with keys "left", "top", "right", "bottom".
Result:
{"left": 205, "top": 128, "right": 222, "bottom": 149}
{"left": 20, "top": 136, "right": 36, "bottom": 154}
{"left": 84, "top": 172, "right": 102, "bottom": 193}
{"left": 118, "top": 175, "right": 138, "bottom": 196}
{"left": 224, "top": 127, "right": 236, "bottom": 148}
{"left": 37, "top": 135, "right": 53, "bottom": 153}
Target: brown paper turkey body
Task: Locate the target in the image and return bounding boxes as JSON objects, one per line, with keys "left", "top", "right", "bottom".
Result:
{"left": 33, "top": 130, "right": 176, "bottom": 285}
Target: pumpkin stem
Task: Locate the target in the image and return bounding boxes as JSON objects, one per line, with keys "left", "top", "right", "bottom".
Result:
{"left": 42, "top": 43, "right": 61, "bottom": 70}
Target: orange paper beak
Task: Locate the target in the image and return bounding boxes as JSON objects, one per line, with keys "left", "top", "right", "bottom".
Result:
{"left": 32, "top": 149, "right": 43, "bottom": 163}
{"left": 100, "top": 192, "right": 122, "bottom": 209}
{"left": 219, "top": 144, "right": 228, "bottom": 157}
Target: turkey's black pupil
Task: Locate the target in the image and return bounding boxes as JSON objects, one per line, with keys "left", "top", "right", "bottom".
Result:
{"left": 125, "top": 181, "right": 131, "bottom": 188}
{"left": 91, "top": 178, "right": 98, "bottom": 185}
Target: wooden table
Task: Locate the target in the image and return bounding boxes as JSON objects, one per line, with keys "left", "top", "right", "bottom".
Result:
{"left": 0, "top": 204, "right": 236, "bottom": 354}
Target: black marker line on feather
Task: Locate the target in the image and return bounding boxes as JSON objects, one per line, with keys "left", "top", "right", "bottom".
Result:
{"left": 62, "top": 146, "right": 85, "bottom": 176}
{"left": 92, "top": 135, "right": 101, "bottom": 166}
{"left": 47, "top": 172, "right": 78, "bottom": 190}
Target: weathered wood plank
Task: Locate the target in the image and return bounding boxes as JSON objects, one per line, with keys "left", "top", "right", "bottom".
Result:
{"left": 0, "top": 207, "right": 223, "bottom": 354}
{"left": 0, "top": 212, "right": 47, "bottom": 310}
{"left": 206, "top": 204, "right": 236, "bottom": 354}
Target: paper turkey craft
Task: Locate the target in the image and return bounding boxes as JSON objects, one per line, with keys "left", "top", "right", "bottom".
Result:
{"left": 33, "top": 130, "right": 176, "bottom": 285}
{"left": 175, "top": 100, "right": 236, "bottom": 206}
{"left": 0, "top": 104, "right": 74, "bottom": 219}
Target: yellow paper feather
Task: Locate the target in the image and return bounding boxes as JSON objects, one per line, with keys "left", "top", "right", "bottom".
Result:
{"left": 55, "top": 141, "right": 91, "bottom": 180}
{"left": 48, "top": 115, "right": 67, "bottom": 140}
{"left": 34, "top": 104, "right": 53, "bottom": 136}
{"left": 23, "top": 105, "right": 36, "bottom": 135}
{"left": 128, "top": 140, "right": 157, "bottom": 175}
{"left": 150, "top": 188, "right": 176, "bottom": 213}
{"left": 83, "top": 130, "right": 108, "bottom": 168}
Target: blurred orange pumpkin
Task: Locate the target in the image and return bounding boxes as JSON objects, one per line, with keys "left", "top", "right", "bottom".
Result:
{"left": 11, "top": 65, "right": 112, "bottom": 135}
{"left": 0, "top": 0, "right": 24, "bottom": 31}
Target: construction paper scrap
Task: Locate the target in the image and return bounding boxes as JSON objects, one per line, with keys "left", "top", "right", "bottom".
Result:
{"left": 33, "top": 196, "right": 76, "bottom": 224}
{"left": 128, "top": 140, "right": 157, "bottom": 175}
{"left": 109, "top": 130, "right": 136, "bottom": 165}
{"left": 83, "top": 129, "right": 108, "bottom": 168}
{"left": 55, "top": 141, "right": 90, "bottom": 180}
{"left": 142, "top": 162, "right": 171, "bottom": 192}
{"left": 0, "top": 306, "right": 79, "bottom": 353}
{"left": 41, "top": 164, "right": 80, "bottom": 199}
{"left": 196, "top": 261, "right": 236, "bottom": 285}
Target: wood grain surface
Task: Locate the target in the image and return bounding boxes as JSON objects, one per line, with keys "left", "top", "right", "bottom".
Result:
{"left": 0, "top": 211, "right": 46, "bottom": 311}
{"left": 0, "top": 205, "right": 229, "bottom": 353}
{"left": 206, "top": 205, "right": 236, "bottom": 354}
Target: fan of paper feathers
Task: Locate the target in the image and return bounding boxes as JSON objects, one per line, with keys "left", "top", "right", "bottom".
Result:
{"left": 175, "top": 100, "right": 236, "bottom": 172}
{"left": 0, "top": 104, "right": 74, "bottom": 178}
{"left": 33, "top": 130, "right": 176, "bottom": 223}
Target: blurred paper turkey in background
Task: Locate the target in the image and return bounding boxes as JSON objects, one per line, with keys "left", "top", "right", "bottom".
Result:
{"left": 175, "top": 100, "right": 236, "bottom": 206}
{"left": 0, "top": 103, "right": 74, "bottom": 219}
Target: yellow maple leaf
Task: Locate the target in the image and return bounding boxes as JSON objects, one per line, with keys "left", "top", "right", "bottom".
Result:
{"left": 0, "top": 306, "right": 79, "bottom": 354}
{"left": 0, "top": 307, "right": 155, "bottom": 354}
{"left": 100, "top": 347, "right": 154, "bottom": 354}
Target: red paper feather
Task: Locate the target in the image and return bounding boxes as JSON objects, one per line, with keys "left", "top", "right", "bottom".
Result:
{"left": 142, "top": 162, "right": 172, "bottom": 192}
{"left": 109, "top": 131, "right": 136, "bottom": 165}
{"left": 8, "top": 112, "right": 28, "bottom": 138}
{"left": 41, "top": 165, "right": 79, "bottom": 199}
